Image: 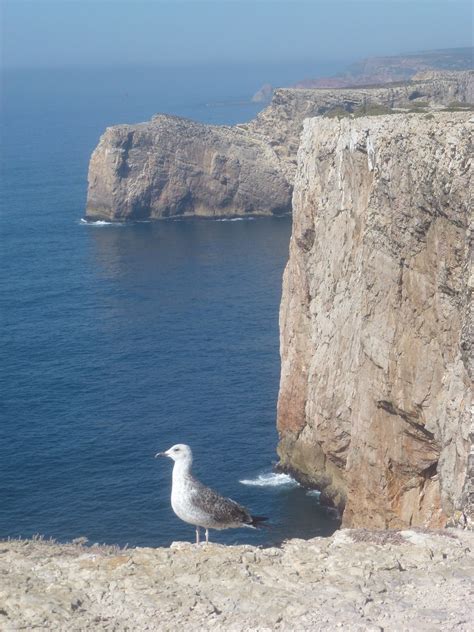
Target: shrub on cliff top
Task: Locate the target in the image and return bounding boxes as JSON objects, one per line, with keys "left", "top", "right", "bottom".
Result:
{"left": 322, "top": 107, "right": 352, "bottom": 119}
{"left": 443, "top": 102, "right": 474, "bottom": 111}
{"left": 353, "top": 103, "right": 394, "bottom": 117}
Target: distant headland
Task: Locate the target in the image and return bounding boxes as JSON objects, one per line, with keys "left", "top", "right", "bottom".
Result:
{"left": 293, "top": 46, "right": 473, "bottom": 88}
{"left": 85, "top": 52, "right": 472, "bottom": 223}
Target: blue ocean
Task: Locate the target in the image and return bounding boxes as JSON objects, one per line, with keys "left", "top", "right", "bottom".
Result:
{"left": 0, "top": 62, "right": 341, "bottom": 547}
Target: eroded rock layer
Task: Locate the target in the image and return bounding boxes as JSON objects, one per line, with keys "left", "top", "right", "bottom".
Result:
{"left": 277, "top": 112, "right": 473, "bottom": 529}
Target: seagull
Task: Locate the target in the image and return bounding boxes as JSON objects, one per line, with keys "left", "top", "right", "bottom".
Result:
{"left": 155, "top": 443, "right": 268, "bottom": 544}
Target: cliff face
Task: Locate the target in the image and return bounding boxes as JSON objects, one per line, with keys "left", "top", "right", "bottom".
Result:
{"left": 277, "top": 112, "right": 473, "bottom": 529}
{"left": 85, "top": 71, "right": 473, "bottom": 221}
{"left": 86, "top": 115, "right": 292, "bottom": 221}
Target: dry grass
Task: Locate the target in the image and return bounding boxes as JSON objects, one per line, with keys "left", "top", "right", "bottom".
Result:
{"left": 2, "top": 534, "right": 129, "bottom": 557}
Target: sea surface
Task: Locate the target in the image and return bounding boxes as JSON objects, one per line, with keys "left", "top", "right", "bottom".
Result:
{"left": 0, "top": 62, "right": 342, "bottom": 547}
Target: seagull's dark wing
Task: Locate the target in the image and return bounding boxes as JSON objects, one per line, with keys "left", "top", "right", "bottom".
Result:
{"left": 190, "top": 478, "right": 252, "bottom": 526}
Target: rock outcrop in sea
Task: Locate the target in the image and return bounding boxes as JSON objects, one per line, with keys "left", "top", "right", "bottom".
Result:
{"left": 277, "top": 111, "right": 473, "bottom": 529}
{"left": 251, "top": 82, "right": 273, "bottom": 103}
{"left": 85, "top": 71, "right": 472, "bottom": 222}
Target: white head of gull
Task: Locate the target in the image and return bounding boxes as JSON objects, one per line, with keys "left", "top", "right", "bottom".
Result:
{"left": 155, "top": 443, "right": 267, "bottom": 544}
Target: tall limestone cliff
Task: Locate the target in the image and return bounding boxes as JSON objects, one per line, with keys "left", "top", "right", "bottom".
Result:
{"left": 85, "top": 71, "right": 472, "bottom": 221}
{"left": 277, "top": 112, "right": 473, "bottom": 529}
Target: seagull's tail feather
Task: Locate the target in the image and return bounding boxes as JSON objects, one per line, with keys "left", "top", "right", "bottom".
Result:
{"left": 248, "top": 515, "right": 270, "bottom": 529}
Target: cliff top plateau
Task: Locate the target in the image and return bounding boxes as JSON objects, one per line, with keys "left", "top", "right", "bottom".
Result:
{"left": 1, "top": 528, "right": 473, "bottom": 631}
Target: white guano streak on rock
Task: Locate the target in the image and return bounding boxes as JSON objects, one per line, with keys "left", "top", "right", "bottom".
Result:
{"left": 366, "top": 134, "right": 376, "bottom": 172}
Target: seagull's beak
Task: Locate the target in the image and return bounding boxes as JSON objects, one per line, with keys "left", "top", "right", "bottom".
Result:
{"left": 154, "top": 451, "right": 168, "bottom": 458}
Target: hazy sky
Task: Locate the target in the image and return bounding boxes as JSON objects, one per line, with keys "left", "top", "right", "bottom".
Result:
{"left": 1, "top": 1, "right": 472, "bottom": 68}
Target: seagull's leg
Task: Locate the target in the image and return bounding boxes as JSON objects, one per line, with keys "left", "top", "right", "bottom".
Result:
{"left": 205, "top": 528, "right": 209, "bottom": 544}
{"left": 195, "top": 526, "right": 200, "bottom": 545}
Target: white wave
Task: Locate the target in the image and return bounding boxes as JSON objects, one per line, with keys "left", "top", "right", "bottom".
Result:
{"left": 239, "top": 472, "right": 299, "bottom": 488}
{"left": 215, "top": 217, "right": 256, "bottom": 222}
{"left": 80, "top": 219, "right": 125, "bottom": 226}
{"left": 306, "top": 489, "right": 321, "bottom": 498}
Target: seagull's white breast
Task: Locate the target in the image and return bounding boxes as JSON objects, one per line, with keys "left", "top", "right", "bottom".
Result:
{"left": 171, "top": 469, "right": 215, "bottom": 528}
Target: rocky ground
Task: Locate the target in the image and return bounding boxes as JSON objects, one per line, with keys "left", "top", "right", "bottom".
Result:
{"left": 1, "top": 528, "right": 473, "bottom": 631}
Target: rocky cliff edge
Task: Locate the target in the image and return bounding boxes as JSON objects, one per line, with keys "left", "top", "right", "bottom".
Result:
{"left": 1, "top": 529, "right": 473, "bottom": 631}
